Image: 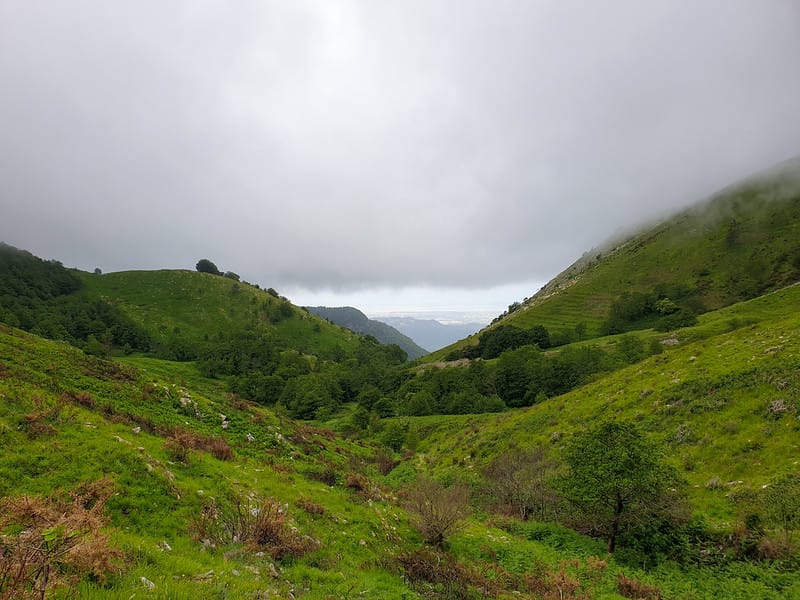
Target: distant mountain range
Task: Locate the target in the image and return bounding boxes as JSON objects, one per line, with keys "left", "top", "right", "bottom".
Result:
{"left": 305, "top": 306, "right": 429, "bottom": 360}
{"left": 376, "top": 316, "right": 486, "bottom": 352}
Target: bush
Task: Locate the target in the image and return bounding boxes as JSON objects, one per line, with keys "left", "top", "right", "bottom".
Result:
{"left": 165, "top": 427, "right": 234, "bottom": 463}
{"left": 373, "top": 449, "right": 400, "bottom": 475}
{"left": 296, "top": 496, "right": 325, "bottom": 516}
{"left": 397, "top": 548, "right": 488, "bottom": 598}
{"left": 195, "top": 259, "right": 221, "bottom": 275}
{"left": 483, "top": 447, "right": 559, "bottom": 521}
{"left": 403, "top": 477, "right": 470, "bottom": 547}
{"left": 192, "top": 494, "right": 316, "bottom": 560}
{"left": 0, "top": 480, "right": 121, "bottom": 598}
{"left": 617, "top": 573, "right": 662, "bottom": 600}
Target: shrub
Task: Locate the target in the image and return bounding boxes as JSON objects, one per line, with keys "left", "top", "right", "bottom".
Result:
{"left": 374, "top": 449, "right": 399, "bottom": 475}
{"left": 345, "top": 472, "right": 369, "bottom": 492}
{"left": 164, "top": 429, "right": 194, "bottom": 464}
{"left": 164, "top": 427, "right": 234, "bottom": 463}
{"left": 403, "top": 477, "right": 470, "bottom": 547}
{"left": 617, "top": 573, "right": 662, "bottom": 600}
{"left": 61, "top": 390, "right": 96, "bottom": 409}
{"left": 483, "top": 447, "right": 559, "bottom": 521}
{"left": 195, "top": 259, "right": 221, "bottom": 275}
{"left": 296, "top": 496, "right": 325, "bottom": 516}
{"left": 0, "top": 480, "right": 121, "bottom": 598}
{"left": 761, "top": 472, "right": 800, "bottom": 542}
{"left": 204, "top": 436, "right": 234, "bottom": 461}
{"left": 307, "top": 465, "right": 338, "bottom": 486}
{"left": 191, "top": 494, "right": 316, "bottom": 560}
{"left": 397, "top": 548, "right": 488, "bottom": 598}
{"left": 19, "top": 411, "right": 58, "bottom": 439}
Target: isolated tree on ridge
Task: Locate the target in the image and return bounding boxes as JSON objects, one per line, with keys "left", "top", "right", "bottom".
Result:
{"left": 195, "top": 259, "right": 221, "bottom": 275}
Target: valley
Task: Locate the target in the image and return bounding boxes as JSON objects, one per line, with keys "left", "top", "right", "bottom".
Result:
{"left": 1, "top": 161, "right": 800, "bottom": 599}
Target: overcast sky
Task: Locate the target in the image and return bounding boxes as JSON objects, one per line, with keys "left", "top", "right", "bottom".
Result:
{"left": 1, "top": 1, "right": 799, "bottom": 320}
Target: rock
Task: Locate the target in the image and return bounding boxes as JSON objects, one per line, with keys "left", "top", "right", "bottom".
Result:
{"left": 195, "top": 570, "right": 215, "bottom": 580}
{"left": 140, "top": 576, "right": 155, "bottom": 590}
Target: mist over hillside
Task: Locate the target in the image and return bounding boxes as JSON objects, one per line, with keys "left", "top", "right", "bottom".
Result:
{"left": 3, "top": 156, "right": 800, "bottom": 598}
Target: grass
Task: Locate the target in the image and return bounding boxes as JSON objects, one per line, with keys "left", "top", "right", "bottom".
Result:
{"left": 426, "top": 168, "right": 800, "bottom": 362}
{"left": 6, "top": 173, "right": 800, "bottom": 596}
{"left": 79, "top": 269, "right": 362, "bottom": 357}
{"left": 2, "top": 319, "right": 800, "bottom": 597}
{"left": 391, "top": 307, "right": 800, "bottom": 523}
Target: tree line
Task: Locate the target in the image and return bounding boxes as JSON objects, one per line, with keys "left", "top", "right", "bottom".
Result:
{"left": 0, "top": 244, "right": 151, "bottom": 354}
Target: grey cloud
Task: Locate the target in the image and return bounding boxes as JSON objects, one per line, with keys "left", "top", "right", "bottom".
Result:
{"left": 1, "top": 1, "right": 799, "bottom": 291}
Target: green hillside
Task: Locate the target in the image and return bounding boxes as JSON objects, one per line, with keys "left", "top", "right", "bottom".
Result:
{"left": 2, "top": 315, "right": 799, "bottom": 598}
{"left": 427, "top": 157, "right": 800, "bottom": 362}
{"left": 3, "top": 159, "right": 800, "bottom": 597}
{"left": 79, "top": 269, "right": 363, "bottom": 360}
{"left": 396, "top": 283, "right": 800, "bottom": 516}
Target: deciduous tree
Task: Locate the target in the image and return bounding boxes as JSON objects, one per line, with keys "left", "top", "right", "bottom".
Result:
{"left": 559, "top": 420, "right": 680, "bottom": 553}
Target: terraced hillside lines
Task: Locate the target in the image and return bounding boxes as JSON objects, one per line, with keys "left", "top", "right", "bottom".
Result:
{"left": 426, "top": 159, "right": 800, "bottom": 362}
{"left": 80, "top": 269, "right": 360, "bottom": 356}
{"left": 408, "top": 298, "right": 800, "bottom": 520}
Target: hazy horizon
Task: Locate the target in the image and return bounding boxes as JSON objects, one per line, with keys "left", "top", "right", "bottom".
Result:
{"left": 2, "top": 1, "right": 799, "bottom": 316}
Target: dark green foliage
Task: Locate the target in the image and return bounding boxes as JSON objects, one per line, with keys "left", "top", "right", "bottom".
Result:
{"left": 195, "top": 258, "right": 221, "bottom": 275}
{"left": 494, "top": 346, "right": 545, "bottom": 407}
{"left": 280, "top": 372, "right": 342, "bottom": 419}
{"left": 0, "top": 244, "right": 150, "bottom": 352}
{"left": 495, "top": 344, "right": 616, "bottom": 407}
{"left": 603, "top": 287, "right": 699, "bottom": 334}
{"left": 396, "top": 360, "right": 502, "bottom": 416}
{"left": 559, "top": 421, "right": 684, "bottom": 554}
{"left": 465, "top": 324, "right": 551, "bottom": 359}
{"left": 380, "top": 420, "right": 408, "bottom": 451}
{"left": 0, "top": 243, "right": 80, "bottom": 299}
{"left": 654, "top": 309, "right": 698, "bottom": 332}
{"left": 223, "top": 271, "right": 240, "bottom": 281}
{"left": 761, "top": 472, "right": 800, "bottom": 541}
{"left": 197, "top": 326, "right": 409, "bottom": 421}
{"left": 197, "top": 330, "right": 283, "bottom": 379}
{"left": 397, "top": 339, "right": 629, "bottom": 416}
{"left": 616, "top": 335, "right": 646, "bottom": 364}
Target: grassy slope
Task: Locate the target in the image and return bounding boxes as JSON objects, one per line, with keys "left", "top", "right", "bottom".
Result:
{"left": 426, "top": 159, "right": 800, "bottom": 362}
{"left": 402, "top": 283, "right": 800, "bottom": 524}
{"left": 0, "top": 324, "right": 414, "bottom": 597}
{"left": 79, "top": 269, "right": 362, "bottom": 356}
{"left": 3, "top": 321, "right": 797, "bottom": 598}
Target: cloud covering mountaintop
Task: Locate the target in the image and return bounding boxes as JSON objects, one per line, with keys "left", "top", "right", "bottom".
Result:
{"left": 1, "top": 1, "right": 799, "bottom": 298}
